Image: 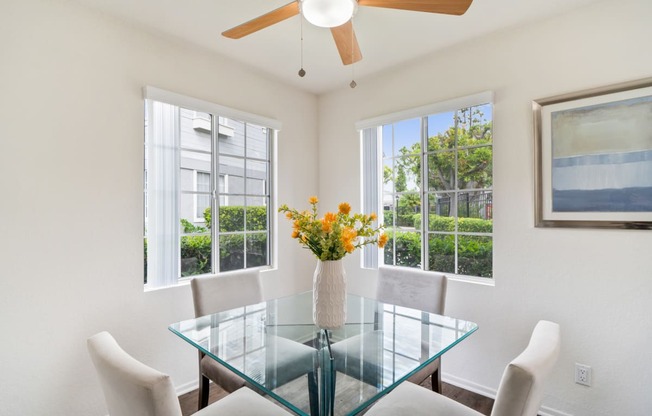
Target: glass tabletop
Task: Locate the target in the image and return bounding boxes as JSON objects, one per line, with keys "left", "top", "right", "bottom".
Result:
{"left": 169, "top": 291, "right": 478, "bottom": 416}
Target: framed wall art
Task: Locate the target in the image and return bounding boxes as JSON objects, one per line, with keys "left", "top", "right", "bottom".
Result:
{"left": 533, "top": 77, "right": 652, "bottom": 229}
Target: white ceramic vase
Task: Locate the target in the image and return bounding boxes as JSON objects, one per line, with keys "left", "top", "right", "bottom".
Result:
{"left": 312, "top": 259, "right": 347, "bottom": 330}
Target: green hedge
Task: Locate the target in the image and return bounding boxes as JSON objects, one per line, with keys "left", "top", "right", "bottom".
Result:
{"left": 383, "top": 211, "right": 393, "bottom": 226}
{"left": 381, "top": 211, "right": 423, "bottom": 228}
{"left": 204, "top": 206, "right": 267, "bottom": 232}
{"left": 414, "top": 214, "right": 492, "bottom": 233}
{"left": 383, "top": 230, "right": 421, "bottom": 268}
{"left": 219, "top": 233, "right": 268, "bottom": 272}
{"left": 145, "top": 206, "right": 269, "bottom": 280}
{"left": 180, "top": 235, "right": 211, "bottom": 276}
{"left": 382, "top": 212, "right": 492, "bottom": 234}
{"left": 396, "top": 205, "right": 418, "bottom": 227}
{"left": 178, "top": 233, "right": 268, "bottom": 276}
{"left": 382, "top": 230, "right": 492, "bottom": 278}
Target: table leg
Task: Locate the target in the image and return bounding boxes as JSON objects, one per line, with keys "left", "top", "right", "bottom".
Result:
{"left": 324, "top": 330, "right": 336, "bottom": 416}
{"left": 308, "top": 368, "right": 319, "bottom": 416}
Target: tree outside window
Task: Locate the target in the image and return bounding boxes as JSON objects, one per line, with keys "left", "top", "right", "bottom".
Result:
{"left": 381, "top": 104, "right": 493, "bottom": 278}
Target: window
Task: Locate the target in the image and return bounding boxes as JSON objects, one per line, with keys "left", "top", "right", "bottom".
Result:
{"left": 361, "top": 92, "right": 493, "bottom": 279}
{"left": 218, "top": 174, "right": 228, "bottom": 206}
{"left": 143, "top": 87, "right": 279, "bottom": 288}
{"left": 194, "top": 171, "right": 211, "bottom": 221}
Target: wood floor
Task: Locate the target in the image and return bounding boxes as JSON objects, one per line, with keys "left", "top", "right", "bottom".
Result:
{"left": 179, "top": 378, "right": 494, "bottom": 416}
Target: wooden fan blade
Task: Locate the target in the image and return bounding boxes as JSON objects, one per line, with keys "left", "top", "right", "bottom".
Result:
{"left": 222, "top": 2, "right": 299, "bottom": 39}
{"left": 358, "top": 0, "right": 473, "bottom": 16}
{"left": 331, "top": 21, "right": 362, "bottom": 65}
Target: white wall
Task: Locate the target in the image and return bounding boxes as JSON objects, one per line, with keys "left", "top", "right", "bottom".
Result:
{"left": 3, "top": 0, "right": 652, "bottom": 415}
{"left": 318, "top": 0, "right": 652, "bottom": 415}
{"left": 0, "top": 0, "right": 317, "bottom": 415}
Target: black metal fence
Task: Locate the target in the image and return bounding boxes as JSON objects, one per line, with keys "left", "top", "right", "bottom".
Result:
{"left": 432, "top": 192, "right": 492, "bottom": 219}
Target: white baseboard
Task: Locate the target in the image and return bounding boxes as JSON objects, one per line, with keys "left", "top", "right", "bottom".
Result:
{"left": 177, "top": 372, "right": 572, "bottom": 416}
{"left": 539, "top": 406, "right": 574, "bottom": 416}
{"left": 443, "top": 372, "right": 498, "bottom": 399}
{"left": 176, "top": 379, "right": 199, "bottom": 396}
{"left": 442, "top": 373, "right": 573, "bottom": 416}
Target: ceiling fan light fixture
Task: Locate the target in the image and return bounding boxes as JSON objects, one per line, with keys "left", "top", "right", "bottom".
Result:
{"left": 300, "top": 0, "right": 357, "bottom": 28}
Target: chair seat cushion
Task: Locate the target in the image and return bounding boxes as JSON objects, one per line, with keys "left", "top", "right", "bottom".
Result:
{"left": 201, "top": 356, "right": 247, "bottom": 393}
{"left": 406, "top": 357, "right": 440, "bottom": 385}
{"left": 365, "top": 382, "right": 482, "bottom": 416}
{"left": 331, "top": 331, "right": 384, "bottom": 385}
{"left": 331, "top": 331, "right": 440, "bottom": 386}
{"left": 201, "top": 335, "right": 315, "bottom": 392}
{"left": 268, "top": 336, "right": 315, "bottom": 384}
{"left": 195, "top": 386, "right": 291, "bottom": 416}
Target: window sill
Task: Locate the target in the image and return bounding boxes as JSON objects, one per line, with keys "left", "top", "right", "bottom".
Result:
{"left": 144, "top": 265, "right": 276, "bottom": 293}
{"left": 448, "top": 274, "right": 495, "bottom": 287}
{"left": 143, "top": 278, "right": 191, "bottom": 293}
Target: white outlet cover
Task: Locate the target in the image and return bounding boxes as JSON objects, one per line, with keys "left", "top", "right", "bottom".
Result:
{"left": 575, "top": 363, "right": 592, "bottom": 386}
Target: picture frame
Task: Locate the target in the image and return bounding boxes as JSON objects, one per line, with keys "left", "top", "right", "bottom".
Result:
{"left": 533, "top": 77, "right": 652, "bottom": 229}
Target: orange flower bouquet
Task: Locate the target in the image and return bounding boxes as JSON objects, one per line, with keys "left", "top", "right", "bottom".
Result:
{"left": 279, "top": 196, "right": 387, "bottom": 261}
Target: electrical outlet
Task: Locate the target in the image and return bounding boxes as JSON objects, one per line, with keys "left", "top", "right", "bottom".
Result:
{"left": 575, "top": 363, "right": 592, "bottom": 386}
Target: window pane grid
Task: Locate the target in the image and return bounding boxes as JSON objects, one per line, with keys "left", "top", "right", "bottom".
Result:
{"left": 182, "top": 190, "right": 211, "bottom": 195}
{"left": 442, "top": 231, "right": 491, "bottom": 236}
{"left": 217, "top": 193, "right": 269, "bottom": 197}
{"left": 145, "top": 98, "right": 273, "bottom": 287}
{"left": 427, "top": 187, "right": 493, "bottom": 194}
{"left": 179, "top": 147, "right": 211, "bottom": 155}
{"left": 215, "top": 123, "right": 271, "bottom": 272}
{"left": 385, "top": 152, "right": 420, "bottom": 158}
{"left": 181, "top": 231, "right": 211, "bottom": 237}
{"left": 425, "top": 143, "right": 491, "bottom": 155}
{"left": 378, "top": 102, "right": 492, "bottom": 278}
{"left": 217, "top": 230, "right": 268, "bottom": 236}
{"left": 428, "top": 230, "right": 491, "bottom": 236}
{"left": 216, "top": 154, "right": 270, "bottom": 164}
{"left": 426, "top": 231, "right": 456, "bottom": 236}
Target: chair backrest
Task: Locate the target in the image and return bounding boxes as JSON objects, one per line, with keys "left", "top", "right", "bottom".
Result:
{"left": 190, "top": 268, "right": 263, "bottom": 317}
{"left": 376, "top": 265, "right": 447, "bottom": 314}
{"left": 87, "top": 331, "right": 182, "bottom": 416}
{"left": 491, "top": 320, "right": 561, "bottom": 416}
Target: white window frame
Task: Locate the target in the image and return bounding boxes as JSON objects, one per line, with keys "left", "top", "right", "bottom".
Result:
{"left": 359, "top": 91, "right": 494, "bottom": 283}
{"left": 194, "top": 170, "right": 211, "bottom": 223}
{"left": 144, "top": 87, "right": 280, "bottom": 290}
{"left": 219, "top": 174, "right": 229, "bottom": 206}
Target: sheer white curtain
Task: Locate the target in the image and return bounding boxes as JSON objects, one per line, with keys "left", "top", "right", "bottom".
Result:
{"left": 361, "top": 127, "right": 381, "bottom": 269}
{"left": 146, "top": 101, "right": 180, "bottom": 288}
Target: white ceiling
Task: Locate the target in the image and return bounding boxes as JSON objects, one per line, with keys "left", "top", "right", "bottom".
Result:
{"left": 71, "top": 0, "right": 603, "bottom": 94}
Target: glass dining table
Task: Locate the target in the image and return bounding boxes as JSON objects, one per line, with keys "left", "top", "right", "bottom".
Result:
{"left": 169, "top": 291, "right": 478, "bottom": 416}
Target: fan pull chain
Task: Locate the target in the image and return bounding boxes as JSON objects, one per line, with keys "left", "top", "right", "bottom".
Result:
{"left": 350, "top": 19, "right": 357, "bottom": 88}
{"left": 298, "top": 15, "right": 306, "bottom": 78}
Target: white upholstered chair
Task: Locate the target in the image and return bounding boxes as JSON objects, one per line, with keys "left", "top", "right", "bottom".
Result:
{"left": 190, "top": 269, "right": 315, "bottom": 410}
{"left": 330, "top": 266, "right": 447, "bottom": 391}
{"left": 87, "top": 331, "right": 292, "bottom": 416}
{"left": 365, "top": 320, "right": 562, "bottom": 416}
{"left": 377, "top": 265, "right": 448, "bottom": 392}
{"left": 190, "top": 269, "right": 263, "bottom": 407}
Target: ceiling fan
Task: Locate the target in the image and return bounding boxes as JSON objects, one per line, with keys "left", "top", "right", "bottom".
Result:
{"left": 222, "top": 0, "right": 474, "bottom": 66}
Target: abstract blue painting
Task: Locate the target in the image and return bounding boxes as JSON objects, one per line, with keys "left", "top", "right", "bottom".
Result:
{"left": 551, "top": 95, "right": 652, "bottom": 212}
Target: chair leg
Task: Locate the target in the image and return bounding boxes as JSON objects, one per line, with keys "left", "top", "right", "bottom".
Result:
{"left": 197, "top": 351, "right": 209, "bottom": 410}
{"left": 431, "top": 368, "right": 442, "bottom": 394}
{"left": 198, "top": 374, "right": 210, "bottom": 410}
